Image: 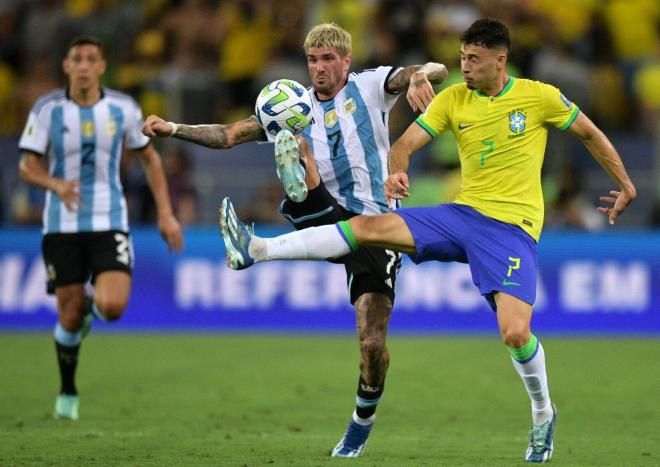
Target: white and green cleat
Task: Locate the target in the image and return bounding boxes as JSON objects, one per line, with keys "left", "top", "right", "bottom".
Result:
{"left": 275, "top": 129, "right": 307, "bottom": 202}
{"left": 525, "top": 403, "right": 557, "bottom": 463}
{"left": 54, "top": 394, "right": 79, "bottom": 420}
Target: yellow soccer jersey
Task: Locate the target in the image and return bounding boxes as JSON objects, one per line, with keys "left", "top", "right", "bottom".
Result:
{"left": 416, "top": 77, "right": 580, "bottom": 241}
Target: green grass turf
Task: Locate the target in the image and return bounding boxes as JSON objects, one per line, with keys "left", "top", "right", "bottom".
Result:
{"left": 1, "top": 334, "right": 658, "bottom": 466}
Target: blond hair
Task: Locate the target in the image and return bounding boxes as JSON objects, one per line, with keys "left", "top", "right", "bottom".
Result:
{"left": 303, "top": 23, "right": 352, "bottom": 57}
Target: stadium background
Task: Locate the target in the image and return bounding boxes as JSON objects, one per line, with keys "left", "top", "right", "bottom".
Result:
{"left": 0, "top": 0, "right": 658, "bottom": 333}
{"left": 0, "top": 2, "right": 659, "bottom": 465}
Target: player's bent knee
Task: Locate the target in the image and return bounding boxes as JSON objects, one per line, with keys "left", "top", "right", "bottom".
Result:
{"left": 95, "top": 298, "right": 128, "bottom": 321}
{"left": 500, "top": 326, "right": 530, "bottom": 348}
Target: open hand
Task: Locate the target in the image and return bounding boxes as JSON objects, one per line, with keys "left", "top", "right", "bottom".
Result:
{"left": 597, "top": 189, "right": 635, "bottom": 225}
{"left": 53, "top": 179, "right": 81, "bottom": 212}
{"left": 406, "top": 71, "right": 436, "bottom": 113}
{"left": 385, "top": 172, "right": 410, "bottom": 209}
{"left": 158, "top": 213, "right": 184, "bottom": 253}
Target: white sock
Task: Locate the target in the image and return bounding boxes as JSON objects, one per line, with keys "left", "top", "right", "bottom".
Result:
{"left": 511, "top": 341, "right": 553, "bottom": 424}
{"left": 248, "top": 224, "right": 352, "bottom": 263}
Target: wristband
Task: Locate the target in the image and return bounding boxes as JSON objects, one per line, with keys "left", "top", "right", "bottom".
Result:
{"left": 167, "top": 121, "right": 178, "bottom": 136}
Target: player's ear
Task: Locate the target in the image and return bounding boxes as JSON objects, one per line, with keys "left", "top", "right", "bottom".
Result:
{"left": 496, "top": 52, "right": 507, "bottom": 70}
{"left": 343, "top": 53, "right": 351, "bottom": 74}
{"left": 62, "top": 57, "right": 70, "bottom": 75}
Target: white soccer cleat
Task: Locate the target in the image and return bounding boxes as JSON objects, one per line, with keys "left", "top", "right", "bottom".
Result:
{"left": 274, "top": 130, "right": 308, "bottom": 202}
{"left": 54, "top": 394, "right": 79, "bottom": 420}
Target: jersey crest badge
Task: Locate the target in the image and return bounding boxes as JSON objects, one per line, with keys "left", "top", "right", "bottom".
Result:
{"left": 106, "top": 120, "right": 117, "bottom": 136}
{"left": 82, "top": 120, "right": 95, "bottom": 138}
{"left": 342, "top": 98, "right": 357, "bottom": 115}
{"left": 324, "top": 109, "right": 338, "bottom": 128}
{"left": 508, "top": 111, "right": 526, "bottom": 134}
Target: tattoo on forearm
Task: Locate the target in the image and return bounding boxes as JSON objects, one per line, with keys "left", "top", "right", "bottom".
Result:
{"left": 233, "top": 117, "right": 267, "bottom": 144}
{"left": 174, "top": 117, "right": 265, "bottom": 148}
{"left": 387, "top": 65, "right": 422, "bottom": 93}
{"left": 174, "top": 124, "right": 229, "bottom": 148}
{"left": 387, "top": 63, "right": 447, "bottom": 93}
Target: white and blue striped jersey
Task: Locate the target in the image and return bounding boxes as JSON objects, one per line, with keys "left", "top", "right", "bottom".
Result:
{"left": 18, "top": 88, "right": 150, "bottom": 234}
{"left": 302, "top": 66, "right": 402, "bottom": 215}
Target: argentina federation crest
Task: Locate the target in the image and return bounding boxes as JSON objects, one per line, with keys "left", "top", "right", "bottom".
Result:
{"left": 509, "top": 110, "right": 526, "bottom": 134}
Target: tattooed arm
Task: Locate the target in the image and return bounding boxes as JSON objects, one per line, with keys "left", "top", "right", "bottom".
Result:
{"left": 386, "top": 62, "right": 448, "bottom": 113}
{"left": 142, "top": 115, "right": 266, "bottom": 149}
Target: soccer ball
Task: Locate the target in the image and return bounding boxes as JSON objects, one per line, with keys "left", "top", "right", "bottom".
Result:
{"left": 255, "top": 79, "right": 313, "bottom": 136}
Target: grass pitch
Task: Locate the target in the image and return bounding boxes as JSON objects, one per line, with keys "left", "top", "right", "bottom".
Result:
{"left": 1, "top": 334, "right": 658, "bottom": 466}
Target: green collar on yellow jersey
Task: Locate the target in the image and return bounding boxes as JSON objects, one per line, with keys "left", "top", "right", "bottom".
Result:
{"left": 474, "top": 76, "right": 515, "bottom": 98}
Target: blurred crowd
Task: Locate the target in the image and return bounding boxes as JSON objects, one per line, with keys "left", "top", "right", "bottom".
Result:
{"left": 1, "top": 0, "right": 659, "bottom": 229}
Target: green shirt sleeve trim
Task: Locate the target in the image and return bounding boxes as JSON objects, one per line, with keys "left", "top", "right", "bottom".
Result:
{"left": 415, "top": 117, "right": 438, "bottom": 138}
{"left": 559, "top": 106, "right": 580, "bottom": 131}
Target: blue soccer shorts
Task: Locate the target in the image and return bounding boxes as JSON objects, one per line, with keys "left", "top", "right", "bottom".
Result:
{"left": 395, "top": 203, "right": 538, "bottom": 311}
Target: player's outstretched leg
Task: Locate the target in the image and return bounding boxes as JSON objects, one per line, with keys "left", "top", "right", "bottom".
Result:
{"left": 218, "top": 197, "right": 255, "bottom": 270}
{"left": 525, "top": 403, "right": 557, "bottom": 462}
{"left": 275, "top": 129, "right": 308, "bottom": 202}
{"left": 331, "top": 411, "right": 375, "bottom": 458}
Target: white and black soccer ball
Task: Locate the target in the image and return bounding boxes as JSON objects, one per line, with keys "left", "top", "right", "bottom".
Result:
{"left": 255, "top": 79, "right": 313, "bottom": 136}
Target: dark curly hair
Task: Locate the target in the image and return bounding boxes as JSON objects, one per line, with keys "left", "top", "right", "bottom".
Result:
{"left": 66, "top": 35, "right": 105, "bottom": 58}
{"left": 460, "top": 18, "right": 511, "bottom": 53}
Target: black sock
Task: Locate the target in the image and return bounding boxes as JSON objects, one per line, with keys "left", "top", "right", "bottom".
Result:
{"left": 355, "top": 376, "right": 384, "bottom": 419}
{"left": 55, "top": 342, "right": 80, "bottom": 395}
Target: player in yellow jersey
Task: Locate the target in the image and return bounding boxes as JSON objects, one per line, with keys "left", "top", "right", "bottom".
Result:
{"left": 218, "top": 18, "right": 636, "bottom": 462}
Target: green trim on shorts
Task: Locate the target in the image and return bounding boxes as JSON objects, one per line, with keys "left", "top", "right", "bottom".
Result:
{"left": 508, "top": 334, "right": 538, "bottom": 362}
{"left": 337, "top": 220, "right": 359, "bottom": 251}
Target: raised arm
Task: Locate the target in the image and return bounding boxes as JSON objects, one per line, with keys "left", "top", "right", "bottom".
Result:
{"left": 385, "top": 123, "right": 433, "bottom": 207}
{"left": 386, "top": 62, "right": 448, "bottom": 112}
{"left": 142, "top": 115, "right": 266, "bottom": 149}
{"left": 134, "top": 143, "right": 184, "bottom": 253}
{"left": 567, "top": 112, "right": 636, "bottom": 224}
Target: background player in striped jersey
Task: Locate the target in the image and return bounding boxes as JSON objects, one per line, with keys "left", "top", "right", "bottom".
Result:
{"left": 142, "top": 22, "right": 447, "bottom": 457}
{"left": 218, "top": 18, "right": 636, "bottom": 462}
{"left": 18, "top": 36, "right": 184, "bottom": 421}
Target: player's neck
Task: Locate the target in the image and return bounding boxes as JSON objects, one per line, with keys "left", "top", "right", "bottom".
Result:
{"left": 68, "top": 86, "right": 102, "bottom": 107}
{"left": 479, "top": 74, "right": 510, "bottom": 97}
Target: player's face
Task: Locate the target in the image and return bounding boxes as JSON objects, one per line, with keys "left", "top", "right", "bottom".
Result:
{"left": 62, "top": 44, "right": 106, "bottom": 92}
{"left": 306, "top": 46, "right": 351, "bottom": 99}
{"left": 460, "top": 43, "right": 506, "bottom": 91}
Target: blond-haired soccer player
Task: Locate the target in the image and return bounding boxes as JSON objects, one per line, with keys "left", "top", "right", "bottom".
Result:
{"left": 18, "top": 36, "right": 183, "bottom": 420}
{"left": 219, "top": 18, "right": 636, "bottom": 462}
{"left": 143, "top": 22, "right": 447, "bottom": 457}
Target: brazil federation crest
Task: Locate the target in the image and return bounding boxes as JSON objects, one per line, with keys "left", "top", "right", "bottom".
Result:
{"left": 508, "top": 110, "right": 526, "bottom": 134}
